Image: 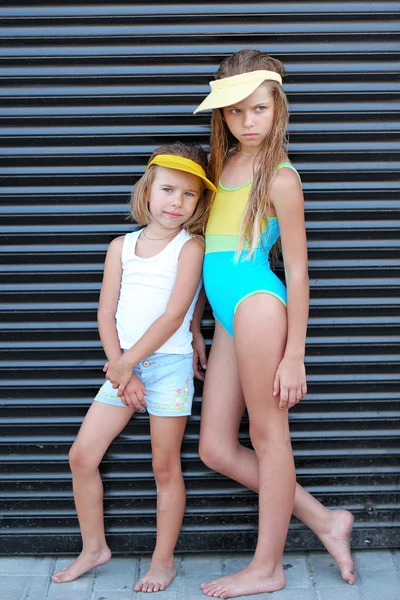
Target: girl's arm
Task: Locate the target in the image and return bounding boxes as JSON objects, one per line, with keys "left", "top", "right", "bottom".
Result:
{"left": 97, "top": 236, "right": 124, "bottom": 362}
{"left": 98, "top": 236, "right": 147, "bottom": 410}
{"left": 190, "top": 286, "right": 206, "bottom": 336}
{"left": 190, "top": 287, "right": 208, "bottom": 380}
{"left": 270, "top": 168, "right": 309, "bottom": 409}
{"left": 106, "top": 238, "right": 204, "bottom": 393}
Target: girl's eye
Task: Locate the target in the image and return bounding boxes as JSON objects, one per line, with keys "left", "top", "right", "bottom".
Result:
{"left": 230, "top": 108, "right": 241, "bottom": 114}
{"left": 162, "top": 187, "right": 173, "bottom": 193}
{"left": 185, "top": 192, "right": 195, "bottom": 197}
{"left": 256, "top": 106, "right": 267, "bottom": 112}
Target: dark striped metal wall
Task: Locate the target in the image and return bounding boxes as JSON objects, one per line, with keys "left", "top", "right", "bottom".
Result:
{"left": 1, "top": 2, "right": 399, "bottom": 554}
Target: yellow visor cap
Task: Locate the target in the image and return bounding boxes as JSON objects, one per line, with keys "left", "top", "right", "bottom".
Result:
{"left": 147, "top": 154, "right": 217, "bottom": 192}
{"left": 193, "top": 69, "right": 282, "bottom": 114}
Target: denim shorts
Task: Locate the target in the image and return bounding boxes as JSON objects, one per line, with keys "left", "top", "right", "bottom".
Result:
{"left": 93, "top": 352, "right": 194, "bottom": 417}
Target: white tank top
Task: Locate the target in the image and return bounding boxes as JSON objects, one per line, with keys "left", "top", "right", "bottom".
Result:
{"left": 115, "top": 228, "right": 201, "bottom": 354}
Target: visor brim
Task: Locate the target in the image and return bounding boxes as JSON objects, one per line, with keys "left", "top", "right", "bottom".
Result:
{"left": 194, "top": 79, "right": 264, "bottom": 114}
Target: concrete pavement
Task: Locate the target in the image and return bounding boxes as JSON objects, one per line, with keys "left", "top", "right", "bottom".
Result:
{"left": 1, "top": 550, "right": 399, "bottom": 600}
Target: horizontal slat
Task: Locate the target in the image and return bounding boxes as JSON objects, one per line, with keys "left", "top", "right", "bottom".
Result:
{"left": 2, "top": 3, "right": 399, "bottom": 18}
{"left": 1, "top": 42, "right": 400, "bottom": 60}
{"left": 2, "top": 63, "right": 400, "bottom": 79}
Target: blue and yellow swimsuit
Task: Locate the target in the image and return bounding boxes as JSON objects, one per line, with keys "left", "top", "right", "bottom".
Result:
{"left": 204, "top": 162, "right": 300, "bottom": 336}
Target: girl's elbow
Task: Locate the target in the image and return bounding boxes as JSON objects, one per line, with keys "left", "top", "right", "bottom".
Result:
{"left": 165, "top": 310, "right": 185, "bottom": 330}
{"left": 286, "top": 269, "right": 309, "bottom": 286}
{"left": 97, "top": 307, "right": 116, "bottom": 322}
{"left": 301, "top": 270, "right": 309, "bottom": 284}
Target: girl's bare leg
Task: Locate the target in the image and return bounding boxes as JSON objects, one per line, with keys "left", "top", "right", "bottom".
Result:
{"left": 291, "top": 485, "right": 354, "bottom": 583}
{"left": 51, "top": 401, "right": 134, "bottom": 583}
{"left": 134, "top": 414, "right": 187, "bottom": 593}
{"left": 202, "top": 295, "right": 293, "bottom": 597}
{"left": 199, "top": 317, "right": 354, "bottom": 595}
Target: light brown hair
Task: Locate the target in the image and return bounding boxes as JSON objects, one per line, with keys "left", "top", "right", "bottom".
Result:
{"left": 131, "top": 142, "right": 212, "bottom": 236}
{"left": 209, "top": 49, "right": 289, "bottom": 256}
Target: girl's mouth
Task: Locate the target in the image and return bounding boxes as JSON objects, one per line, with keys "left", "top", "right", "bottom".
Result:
{"left": 164, "top": 211, "right": 183, "bottom": 218}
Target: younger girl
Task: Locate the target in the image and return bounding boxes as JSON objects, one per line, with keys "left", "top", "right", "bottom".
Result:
{"left": 51, "top": 142, "right": 216, "bottom": 593}
{"left": 192, "top": 50, "right": 355, "bottom": 598}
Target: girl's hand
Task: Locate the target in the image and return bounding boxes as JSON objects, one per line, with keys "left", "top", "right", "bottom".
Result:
{"left": 119, "top": 373, "right": 147, "bottom": 410}
{"left": 192, "top": 332, "right": 207, "bottom": 381}
{"left": 273, "top": 356, "right": 307, "bottom": 410}
{"left": 103, "top": 357, "right": 133, "bottom": 396}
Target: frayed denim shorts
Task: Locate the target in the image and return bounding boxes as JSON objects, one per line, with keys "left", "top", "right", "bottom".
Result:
{"left": 93, "top": 352, "right": 194, "bottom": 417}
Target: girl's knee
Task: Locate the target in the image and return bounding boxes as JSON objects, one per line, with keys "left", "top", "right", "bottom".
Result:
{"left": 152, "top": 455, "right": 181, "bottom": 486}
{"left": 199, "top": 437, "right": 233, "bottom": 472}
{"left": 249, "top": 422, "right": 292, "bottom": 458}
{"left": 199, "top": 444, "right": 215, "bottom": 470}
{"left": 69, "top": 442, "right": 99, "bottom": 474}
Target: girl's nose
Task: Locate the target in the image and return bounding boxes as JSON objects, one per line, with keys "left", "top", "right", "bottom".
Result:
{"left": 171, "top": 193, "right": 183, "bottom": 207}
{"left": 243, "top": 111, "right": 254, "bottom": 128}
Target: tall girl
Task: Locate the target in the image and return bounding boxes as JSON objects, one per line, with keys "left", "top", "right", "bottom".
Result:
{"left": 51, "top": 142, "right": 216, "bottom": 593}
{"left": 192, "top": 50, "right": 355, "bottom": 597}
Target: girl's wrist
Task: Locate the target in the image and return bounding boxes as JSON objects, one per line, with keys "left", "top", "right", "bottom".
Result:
{"left": 283, "top": 351, "right": 305, "bottom": 361}
{"left": 120, "top": 352, "right": 135, "bottom": 368}
{"left": 106, "top": 350, "right": 123, "bottom": 362}
{"left": 120, "top": 349, "right": 142, "bottom": 371}
{"left": 191, "top": 328, "right": 202, "bottom": 338}
{"left": 190, "top": 319, "right": 202, "bottom": 332}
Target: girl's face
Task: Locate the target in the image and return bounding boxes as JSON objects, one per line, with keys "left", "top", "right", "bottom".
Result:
{"left": 222, "top": 83, "right": 275, "bottom": 152}
{"left": 148, "top": 166, "right": 202, "bottom": 229}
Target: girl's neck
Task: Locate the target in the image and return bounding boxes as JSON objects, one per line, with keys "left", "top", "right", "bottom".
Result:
{"left": 236, "top": 143, "right": 263, "bottom": 157}
{"left": 221, "top": 148, "right": 258, "bottom": 189}
{"left": 144, "top": 221, "right": 182, "bottom": 240}
{"left": 135, "top": 223, "right": 182, "bottom": 259}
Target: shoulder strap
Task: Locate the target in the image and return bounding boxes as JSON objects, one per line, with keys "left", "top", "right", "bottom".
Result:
{"left": 121, "top": 229, "right": 141, "bottom": 262}
{"left": 274, "top": 161, "right": 301, "bottom": 181}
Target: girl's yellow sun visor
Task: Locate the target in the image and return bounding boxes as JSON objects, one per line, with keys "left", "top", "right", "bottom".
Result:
{"left": 193, "top": 70, "right": 282, "bottom": 114}
{"left": 147, "top": 154, "right": 217, "bottom": 192}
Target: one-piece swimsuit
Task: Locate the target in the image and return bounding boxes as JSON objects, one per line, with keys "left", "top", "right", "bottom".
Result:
{"left": 203, "top": 162, "right": 300, "bottom": 336}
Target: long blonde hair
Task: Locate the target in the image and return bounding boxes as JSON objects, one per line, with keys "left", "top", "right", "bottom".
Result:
{"left": 209, "top": 49, "right": 289, "bottom": 256}
{"left": 131, "top": 142, "right": 212, "bottom": 236}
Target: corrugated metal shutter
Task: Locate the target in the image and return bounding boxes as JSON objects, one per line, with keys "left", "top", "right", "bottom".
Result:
{"left": 1, "top": 2, "right": 399, "bottom": 554}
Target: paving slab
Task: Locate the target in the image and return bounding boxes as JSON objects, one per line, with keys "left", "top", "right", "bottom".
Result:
{"left": 24, "top": 577, "right": 54, "bottom": 600}
{"left": 93, "top": 557, "right": 137, "bottom": 592}
{"left": 315, "top": 585, "right": 362, "bottom": 600}
{"left": 0, "top": 557, "right": 54, "bottom": 577}
{"left": 393, "top": 549, "right": 400, "bottom": 572}
{"left": 1, "top": 576, "right": 28, "bottom": 600}
{"left": 92, "top": 593, "right": 134, "bottom": 600}
{"left": 308, "top": 551, "right": 348, "bottom": 588}
{"left": 353, "top": 549, "right": 396, "bottom": 572}
{"left": 282, "top": 552, "right": 313, "bottom": 589}
{"left": 357, "top": 568, "right": 400, "bottom": 600}
{"left": 267, "top": 590, "right": 316, "bottom": 600}
{"left": 181, "top": 554, "right": 223, "bottom": 600}
{"left": 0, "top": 550, "right": 398, "bottom": 600}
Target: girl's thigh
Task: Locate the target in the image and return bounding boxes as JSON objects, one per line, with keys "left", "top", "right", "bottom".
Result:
{"left": 149, "top": 414, "right": 187, "bottom": 470}
{"left": 200, "top": 321, "right": 246, "bottom": 446}
{"left": 73, "top": 400, "right": 134, "bottom": 465}
{"left": 233, "top": 294, "right": 289, "bottom": 435}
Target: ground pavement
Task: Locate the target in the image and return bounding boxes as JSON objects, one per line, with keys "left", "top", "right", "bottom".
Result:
{"left": 1, "top": 549, "right": 399, "bottom": 600}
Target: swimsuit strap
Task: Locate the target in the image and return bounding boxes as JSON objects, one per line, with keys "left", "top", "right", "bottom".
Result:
{"left": 274, "top": 161, "right": 301, "bottom": 180}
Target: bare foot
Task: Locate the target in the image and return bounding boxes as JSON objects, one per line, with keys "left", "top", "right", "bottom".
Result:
{"left": 200, "top": 564, "right": 285, "bottom": 598}
{"left": 51, "top": 547, "right": 112, "bottom": 583}
{"left": 134, "top": 562, "right": 176, "bottom": 593}
{"left": 319, "top": 509, "right": 356, "bottom": 584}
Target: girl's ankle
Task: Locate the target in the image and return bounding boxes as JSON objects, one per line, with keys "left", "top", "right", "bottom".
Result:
{"left": 151, "top": 555, "right": 175, "bottom": 568}
{"left": 81, "top": 545, "right": 109, "bottom": 556}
